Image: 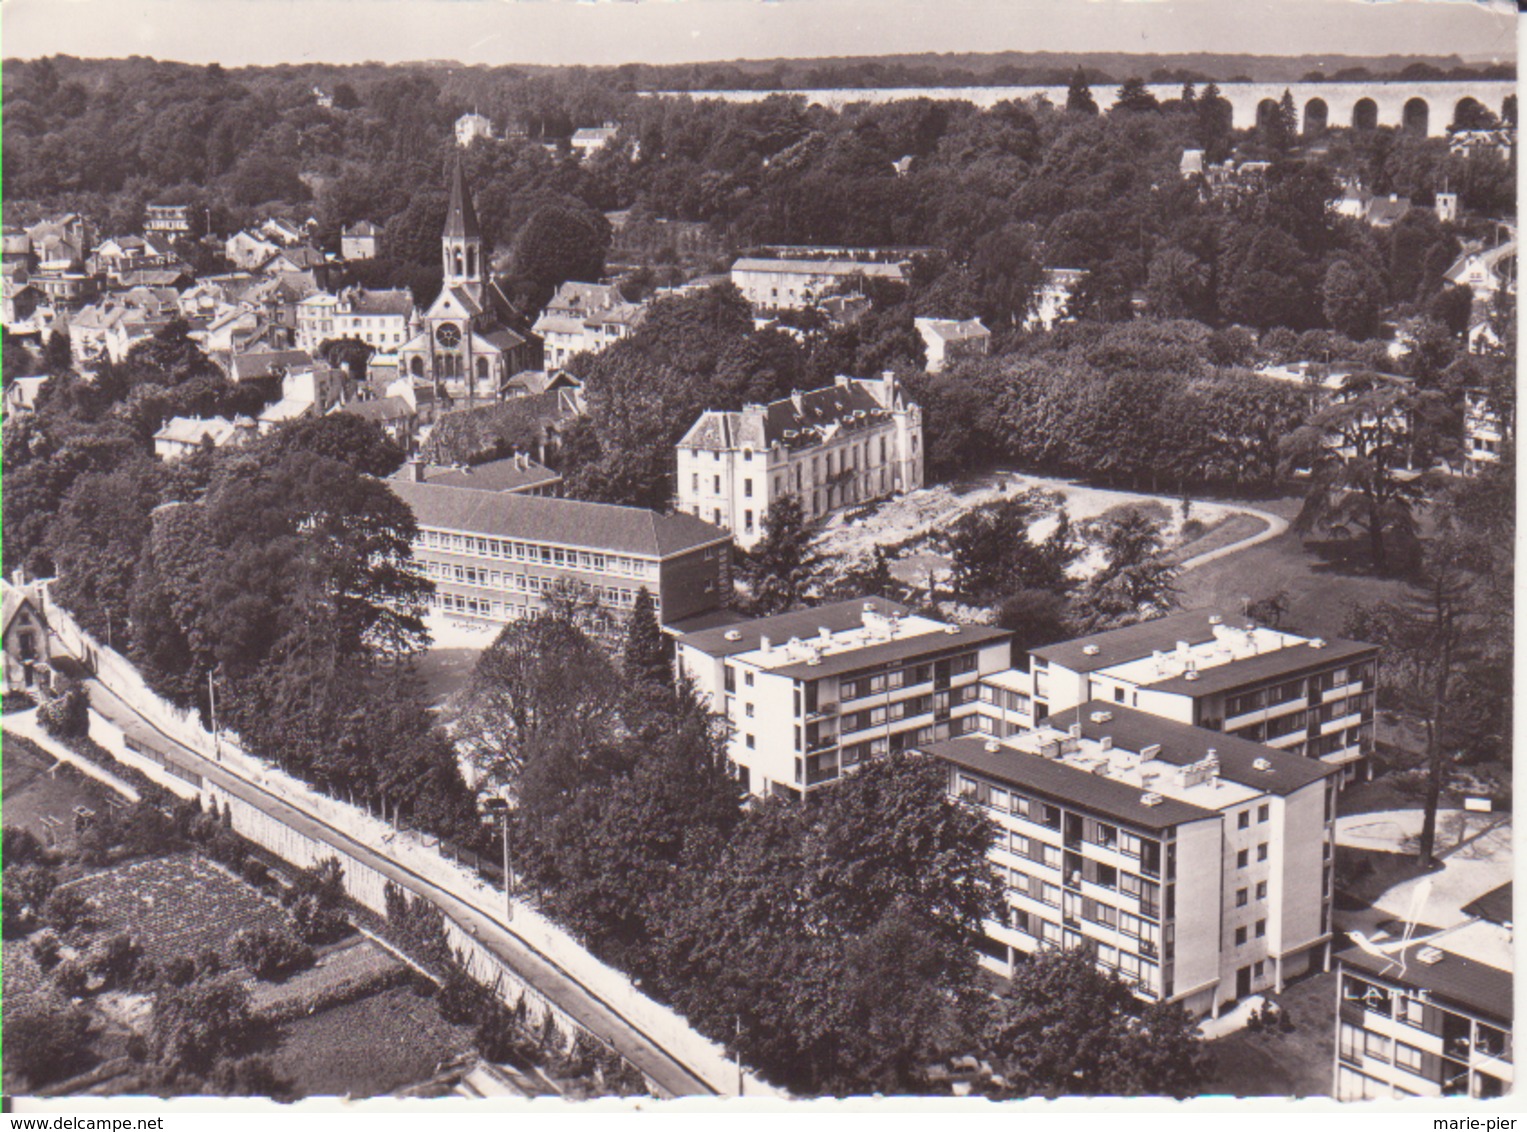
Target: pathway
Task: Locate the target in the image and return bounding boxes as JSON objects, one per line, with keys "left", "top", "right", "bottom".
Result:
{"left": 1177, "top": 505, "right": 1288, "bottom": 572}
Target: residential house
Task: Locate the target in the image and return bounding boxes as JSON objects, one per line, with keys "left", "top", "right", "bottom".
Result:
{"left": 730, "top": 256, "right": 909, "bottom": 314}
{"left": 455, "top": 112, "right": 495, "bottom": 147}
{"left": 570, "top": 123, "right": 620, "bottom": 159}
{"left": 332, "top": 396, "right": 417, "bottom": 448}
{"left": 1445, "top": 240, "right": 1516, "bottom": 302}
{"left": 3, "top": 280, "right": 40, "bottom": 330}
{"left": 341, "top": 221, "right": 382, "bottom": 261}
{"left": 674, "top": 598, "right": 1013, "bottom": 800}
{"left": 927, "top": 702, "right": 1338, "bottom": 1017}
{"left": 1449, "top": 128, "right": 1515, "bottom": 160}
{"left": 1365, "top": 194, "right": 1413, "bottom": 229}
{"left": 144, "top": 204, "right": 192, "bottom": 238}
{"left": 256, "top": 364, "right": 350, "bottom": 433}
{"left": 153, "top": 415, "right": 253, "bottom": 460}
{"left": 675, "top": 373, "right": 925, "bottom": 549}
{"left": 1180, "top": 149, "right": 1205, "bottom": 178}
{"left": 1463, "top": 387, "right": 1508, "bottom": 474}
{"left": 258, "top": 217, "right": 306, "bottom": 246}
{"left": 296, "top": 286, "right": 414, "bottom": 354}
{"left": 3, "top": 580, "right": 57, "bottom": 695}
{"left": 1027, "top": 268, "right": 1085, "bottom": 331}
{"left": 68, "top": 301, "right": 149, "bottom": 365}
{"left": 914, "top": 317, "right": 991, "bottom": 373}
{"left": 4, "top": 376, "right": 52, "bottom": 417}
{"left": 388, "top": 475, "right": 732, "bottom": 640}
{"left": 982, "top": 608, "right": 1380, "bottom": 784}
{"left": 226, "top": 230, "right": 285, "bottom": 272}
{"left": 532, "top": 281, "right": 646, "bottom": 372}
{"left": 1334, "top": 883, "right": 1512, "bottom": 1100}
{"left": 257, "top": 245, "right": 329, "bottom": 279}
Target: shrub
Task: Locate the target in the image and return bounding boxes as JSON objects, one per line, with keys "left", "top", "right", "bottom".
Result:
{"left": 162, "top": 956, "right": 198, "bottom": 987}
{"left": 4, "top": 825, "right": 45, "bottom": 865}
{"left": 195, "top": 948, "right": 224, "bottom": 978}
{"left": 52, "top": 957, "right": 90, "bottom": 997}
{"left": 240, "top": 858, "right": 269, "bottom": 888}
{"left": 290, "top": 891, "right": 347, "bottom": 944}
{"left": 474, "top": 997, "right": 535, "bottom": 1065}
{"left": 132, "top": 958, "right": 159, "bottom": 992}
{"left": 38, "top": 679, "right": 90, "bottom": 740}
{"left": 1180, "top": 518, "right": 1207, "bottom": 542}
{"left": 436, "top": 964, "right": 487, "bottom": 1025}
{"left": 2, "top": 690, "right": 37, "bottom": 713}
{"left": 1, "top": 1005, "right": 95, "bottom": 1088}
{"left": 88, "top": 932, "right": 143, "bottom": 991}
{"left": 41, "top": 885, "right": 90, "bottom": 934}
{"left": 231, "top": 927, "right": 314, "bottom": 981}
{"left": 4, "top": 863, "right": 59, "bottom": 935}
{"left": 206, "top": 1055, "right": 290, "bottom": 1098}
{"left": 30, "top": 929, "right": 61, "bottom": 969}
{"left": 149, "top": 976, "right": 256, "bottom": 1076}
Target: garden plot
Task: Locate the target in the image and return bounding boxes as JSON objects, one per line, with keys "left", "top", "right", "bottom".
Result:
{"left": 64, "top": 853, "right": 294, "bottom": 968}
{"left": 250, "top": 937, "right": 408, "bottom": 1021}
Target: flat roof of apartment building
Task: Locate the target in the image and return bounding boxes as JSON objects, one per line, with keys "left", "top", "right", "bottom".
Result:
{"left": 389, "top": 456, "right": 560, "bottom": 494}
{"left": 675, "top": 596, "right": 910, "bottom": 659}
{"left": 388, "top": 479, "right": 730, "bottom": 559}
{"left": 1338, "top": 914, "right": 1513, "bottom": 1026}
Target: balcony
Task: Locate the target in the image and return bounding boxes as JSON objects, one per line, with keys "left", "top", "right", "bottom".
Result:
{"left": 807, "top": 735, "right": 839, "bottom": 753}
{"left": 807, "top": 701, "right": 838, "bottom": 719}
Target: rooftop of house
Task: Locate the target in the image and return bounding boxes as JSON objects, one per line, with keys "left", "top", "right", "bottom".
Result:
{"left": 387, "top": 479, "right": 730, "bottom": 559}
{"left": 736, "top": 614, "right": 1011, "bottom": 682}
{"left": 231, "top": 349, "right": 317, "bottom": 381}
{"left": 678, "top": 376, "right": 900, "bottom": 452}
{"left": 340, "top": 287, "right": 414, "bottom": 317}
{"left": 389, "top": 455, "right": 560, "bottom": 494}
{"left": 154, "top": 415, "right": 240, "bottom": 445}
{"left": 342, "top": 221, "right": 382, "bottom": 238}
{"left": 1365, "top": 195, "right": 1412, "bottom": 225}
{"left": 256, "top": 399, "right": 313, "bottom": 425}
{"left": 915, "top": 317, "right": 991, "bottom": 342}
{"left": 334, "top": 396, "right": 412, "bottom": 423}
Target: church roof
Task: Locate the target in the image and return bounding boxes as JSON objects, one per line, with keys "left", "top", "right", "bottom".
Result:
{"left": 444, "top": 161, "right": 481, "bottom": 241}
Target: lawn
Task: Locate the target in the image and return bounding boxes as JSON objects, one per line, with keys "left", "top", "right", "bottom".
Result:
{"left": 3, "top": 734, "right": 124, "bottom": 848}
{"left": 1333, "top": 844, "right": 1436, "bottom": 909}
{"left": 268, "top": 983, "right": 476, "bottom": 1098}
{"left": 64, "top": 853, "right": 295, "bottom": 968}
{"left": 1171, "top": 513, "right": 1270, "bottom": 564}
{"left": 1201, "top": 969, "right": 1338, "bottom": 1098}
{"left": 1175, "top": 503, "right": 1412, "bottom": 642}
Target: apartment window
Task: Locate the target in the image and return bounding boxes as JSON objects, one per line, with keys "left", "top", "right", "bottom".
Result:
{"left": 1237, "top": 849, "right": 1249, "bottom": 869}
{"left": 745, "top": 510, "right": 754, "bottom": 533}
{"left": 1338, "top": 1023, "right": 1364, "bottom": 1065}
{"left": 1257, "top": 843, "right": 1269, "bottom": 862}
{"left": 1238, "top": 811, "right": 1250, "bottom": 831}
{"left": 1394, "top": 1042, "right": 1425, "bottom": 1074}
{"left": 744, "top": 670, "right": 755, "bottom": 688}
{"left": 1255, "top": 880, "right": 1267, "bottom": 900}
{"left": 1253, "top": 960, "right": 1265, "bottom": 980}
{"left": 1236, "top": 888, "right": 1249, "bottom": 908}
{"left": 691, "top": 473, "right": 699, "bottom": 492}
{"left": 745, "top": 734, "right": 755, "bottom": 750}
{"left": 1258, "top": 803, "right": 1270, "bottom": 823}
{"left": 1255, "top": 918, "right": 1266, "bottom": 938}
{"left": 713, "top": 476, "right": 721, "bottom": 494}
{"left": 1114, "top": 687, "right": 1125, "bottom": 703}
{"left": 745, "top": 703, "right": 754, "bottom": 718}
{"left": 744, "top": 479, "right": 753, "bottom": 497}
{"left": 1234, "top": 926, "right": 1248, "bottom": 946}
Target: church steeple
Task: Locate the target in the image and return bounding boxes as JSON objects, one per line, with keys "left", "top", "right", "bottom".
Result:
{"left": 442, "top": 159, "right": 483, "bottom": 297}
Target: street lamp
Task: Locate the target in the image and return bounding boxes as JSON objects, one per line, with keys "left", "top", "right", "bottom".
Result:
{"left": 208, "top": 670, "right": 221, "bottom": 762}
{"left": 483, "top": 794, "right": 513, "bottom": 923}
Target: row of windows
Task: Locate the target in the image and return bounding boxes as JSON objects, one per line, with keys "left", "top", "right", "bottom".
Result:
{"left": 980, "top": 685, "right": 1033, "bottom": 713}
{"left": 840, "top": 653, "right": 979, "bottom": 701}
{"left": 1223, "top": 662, "right": 1377, "bottom": 718}
{"left": 419, "top": 530, "right": 658, "bottom": 579}
{"left": 960, "top": 778, "right": 1153, "bottom": 855}
{"left": 1235, "top": 843, "right": 1271, "bottom": 868}
{"left": 419, "top": 560, "right": 648, "bottom": 607}
{"left": 1003, "top": 911, "right": 1161, "bottom": 986}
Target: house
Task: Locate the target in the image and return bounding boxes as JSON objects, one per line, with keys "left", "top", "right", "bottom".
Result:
{"left": 1180, "top": 148, "right": 1205, "bottom": 178}
{"left": 257, "top": 217, "right": 306, "bottom": 247}
{"left": 3, "top": 280, "right": 40, "bottom": 329}
{"left": 1449, "top": 128, "right": 1515, "bottom": 159}
{"left": 455, "top": 112, "right": 495, "bottom": 147}
{"left": 570, "top": 123, "right": 620, "bottom": 159}
{"left": 532, "top": 282, "right": 646, "bottom": 372}
{"left": 675, "top": 373, "right": 925, "bottom": 550}
{"left": 3, "top": 579, "right": 56, "bottom": 695}
{"left": 892, "top": 155, "right": 915, "bottom": 177}
{"left": 229, "top": 348, "right": 316, "bottom": 384}
{"left": 256, "top": 364, "right": 350, "bottom": 433}
{"left": 1027, "top": 268, "right": 1085, "bottom": 331}
{"left": 144, "top": 204, "right": 192, "bottom": 237}
{"left": 1444, "top": 240, "right": 1516, "bottom": 302}
{"left": 984, "top": 608, "right": 1380, "bottom": 784}
{"left": 1365, "top": 194, "right": 1413, "bottom": 229}
{"left": 153, "top": 415, "right": 252, "bottom": 460}
{"left": 4, "top": 376, "right": 52, "bottom": 417}
{"left": 332, "top": 396, "right": 417, "bottom": 448}
{"left": 68, "top": 301, "right": 150, "bottom": 365}
{"left": 389, "top": 454, "right": 562, "bottom": 497}
{"left": 673, "top": 597, "right": 1014, "bottom": 800}
{"left": 296, "top": 287, "right": 414, "bottom": 354}
{"left": 28, "top": 266, "right": 102, "bottom": 313}
{"left": 387, "top": 477, "right": 733, "bottom": 640}
{"left": 225, "top": 230, "right": 284, "bottom": 272}
{"left": 3, "top": 227, "right": 34, "bottom": 272}
{"left": 341, "top": 221, "right": 382, "bottom": 261}
{"left": 730, "top": 256, "right": 910, "bottom": 313}
{"left": 926, "top": 702, "right": 1338, "bottom": 1018}
{"left": 1435, "top": 191, "right": 1460, "bottom": 225}
{"left": 257, "top": 245, "right": 328, "bottom": 277}
{"left": 26, "top": 214, "right": 90, "bottom": 267}
{"left": 914, "top": 317, "right": 991, "bottom": 373}
{"left": 1333, "top": 882, "right": 1512, "bottom": 1100}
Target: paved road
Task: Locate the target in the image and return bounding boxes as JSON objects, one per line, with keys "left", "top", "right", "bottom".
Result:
{"left": 79, "top": 674, "right": 723, "bottom": 1098}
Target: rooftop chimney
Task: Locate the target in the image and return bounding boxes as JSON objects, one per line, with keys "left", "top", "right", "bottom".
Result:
{"left": 759, "top": 636, "right": 772, "bottom": 655}
{"left": 409, "top": 457, "right": 427, "bottom": 483}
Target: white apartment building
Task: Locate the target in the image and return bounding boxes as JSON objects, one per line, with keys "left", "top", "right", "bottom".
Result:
{"left": 675, "top": 374, "right": 924, "bottom": 550}
{"left": 1334, "top": 883, "right": 1512, "bottom": 1100}
{"left": 730, "top": 257, "right": 908, "bottom": 313}
{"left": 1463, "top": 387, "right": 1507, "bottom": 474}
{"left": 532, "top": 282, "right": 646, "bottom": 372}
{"left": 928, "top": 702, "right": 1338, "bottom": 1018}
{"left": 295, "top": 287, "right": 414, "bottom": 354}
{"left": 674, "top": 597, "right": 1014, "bottom": 801}
{"left": 985, "top": 609, "right": 1380, "bottom": 783}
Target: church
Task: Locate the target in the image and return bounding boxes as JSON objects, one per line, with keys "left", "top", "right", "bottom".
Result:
{"left": 396, "top": 161, "right": 536, "bottom": 401}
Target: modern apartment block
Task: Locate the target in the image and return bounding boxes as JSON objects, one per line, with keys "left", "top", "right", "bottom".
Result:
{"left": 1334, "top": 883, "right": 1512, "bottom": 1100}
{"left": 984, "top": 610, "right": 1379, "bottom": 783}
{"left": 388, "top": 475, "right": 732, "bottom": 638}
{"left": 674, "top": 374, "right": 924, "bottom": 549}
{"left": 1463, "top": 387, "right": 1507, "bottom": 475}
{"left": 925, "top": 702, "right": 1339, "bottom": 1018}
{"left": 674, "top": 598, "right": 1013, "bottom": 800}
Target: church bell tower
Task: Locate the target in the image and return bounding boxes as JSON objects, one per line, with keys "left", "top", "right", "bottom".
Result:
{"left": 442, "top": 159, "right": 484, "bottom": 302}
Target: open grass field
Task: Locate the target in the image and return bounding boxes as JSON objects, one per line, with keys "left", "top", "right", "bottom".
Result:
{"left": 64, "top": 853, "right": 295, "bottom": 968}
{"left": 268, "top": 983, "right": 476, "bottom": 1098}
{"left": 3, "top": 734, "right": 122, "bottom": 848}
{"left": 1201, "top": 969, "right": 1338, "bottom": 1098}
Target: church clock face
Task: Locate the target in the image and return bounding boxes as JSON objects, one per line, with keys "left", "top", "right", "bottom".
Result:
{"left": 435, "top": 322, "right": 461, "bottom": 348}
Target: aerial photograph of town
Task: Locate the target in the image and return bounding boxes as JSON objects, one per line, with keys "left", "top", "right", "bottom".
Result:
{"left": 0, "top": 0, "right": 1516, "bottom": 1115}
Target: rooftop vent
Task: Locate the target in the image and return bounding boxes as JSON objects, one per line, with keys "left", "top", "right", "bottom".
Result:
{"left": 1089, "top": 711, "right": 1113, "bottom": 724}
{"left": 806, "top": 654, "right": 822, "bottom": 667}
{"left": 1416, "top": 947, "right": 1445, "bottom": 966}
{"left": 1310, "top": 638, "right": 1327, "bottom": 649}
{"left": 864, "top": 602, "right": 877, "bottom": 612}
{"left": 1253, "top": 757, "right": 1273, "bottom": 772}
{"left": 984, "top": 740, "right": 1001, "bottom": 753}
{"left": 1141, "top": 792, "right": 1164, "bottom": 807}
{"left": 1068, "top": 723, "right": 1083, "bottom": 739}
{"left": 1184, "top": 671, "right": 1200, "bottom": 681}
{"left": 1083, "top": 644, "right": 1101, "bottom": 656}
{"left": 944, "top": 624, "right": 961, "bottom": 634}
{"left": 1208, "top": 614, "right": 1223, "bottom": 625}
{"left": 1099, "top": 736, "right": 1113, "bottom": 751}
{"left": 1140, "top": 744, "right": 1162, "bottom": 760}
{"left": 724, "top": 629, "right": 743, "bottom": 642}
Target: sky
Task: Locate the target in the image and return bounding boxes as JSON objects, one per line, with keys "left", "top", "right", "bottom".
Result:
{"left": 0, "top": 0, "right": 1517, "bottom": 68}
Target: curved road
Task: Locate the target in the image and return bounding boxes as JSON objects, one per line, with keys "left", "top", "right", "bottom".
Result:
{"left": 76, "top": 674, "right": 725, "bottom": 1098}
{"left": 1177, "top": 505, "right": 1289, "bottom": 573}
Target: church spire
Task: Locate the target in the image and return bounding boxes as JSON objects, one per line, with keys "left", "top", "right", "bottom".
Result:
{"left": 444, "top": 159, "right": 481, "bottom": 241}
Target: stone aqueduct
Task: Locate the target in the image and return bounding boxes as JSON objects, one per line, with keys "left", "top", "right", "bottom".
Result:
{"left": 674, "top": 80, "right": 1517, "bottom": 138}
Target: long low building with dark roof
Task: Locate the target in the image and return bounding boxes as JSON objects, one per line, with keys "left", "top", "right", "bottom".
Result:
{"left": 387, "top": 476, "right": 733, "bottom": 638}
{"left": 980, "top": 607, "right": 1380, "bottom": 784}
{"left": 674, "top": 373, "right": 923, "bottom": 549}
{"left": 921, "top": 700, "right": 1340, "bottom": 1018}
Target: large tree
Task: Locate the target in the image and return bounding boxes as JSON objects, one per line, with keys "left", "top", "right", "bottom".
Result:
{"left": 744, "top": 494, "right": 818, "bottom": 615}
